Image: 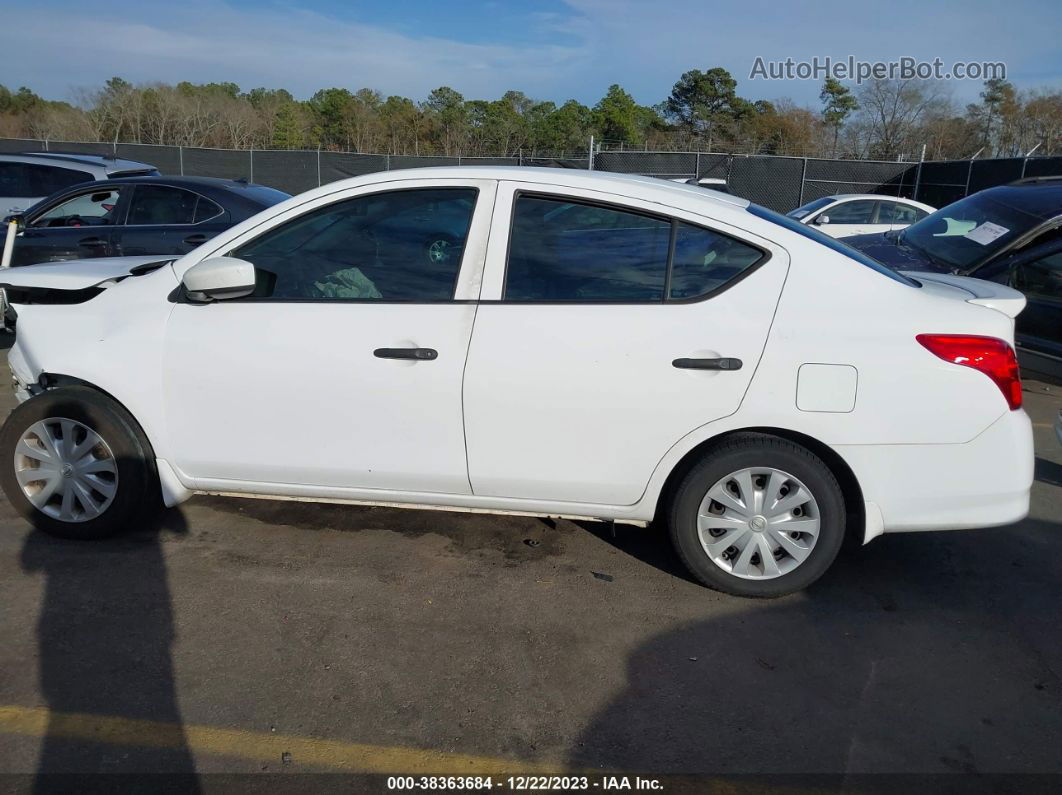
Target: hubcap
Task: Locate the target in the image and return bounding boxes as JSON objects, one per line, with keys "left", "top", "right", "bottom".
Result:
{"left": 427, "top": 239, "right": 451, "bottom": 264}
{"left": 13, "top": 417, "right": 119, "bottom": 523}
{"left": 697, "top": 467, "right": 820, "bottom": 580}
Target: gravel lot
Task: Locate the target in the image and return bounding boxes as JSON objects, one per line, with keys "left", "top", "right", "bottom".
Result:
{"left": 0, "top": 337, "right": 1059, "bottom": 787}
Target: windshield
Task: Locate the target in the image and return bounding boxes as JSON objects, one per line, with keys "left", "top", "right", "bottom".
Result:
{"left": 786, "top": 197, "right": 834, "bottom": 220}
{"left": 748, "top": 204, "right": 917, "bottom": 286}
{"left": 899, "top": 192, "right": 1043, "bottom": 271}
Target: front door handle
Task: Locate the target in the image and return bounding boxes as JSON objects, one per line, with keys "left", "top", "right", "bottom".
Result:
{"left": 672, "top": 357, "right": 743, "bottom": 371}
{"left": 78, "top": 237, "right": 107, "bottom": 248}
{"left": 183, "top": 234, "right": 208, "bottom": 247}
{"left": 374, "top": 347, "right": 438, "bottom": 361}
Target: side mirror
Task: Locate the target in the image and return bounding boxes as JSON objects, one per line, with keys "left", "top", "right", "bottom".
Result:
{"left": 814, "top": 214, "right": 830, "bottom": 225}
{"left": 3, "top": 212, "right": 24, "bottom": 229}
{"left": 182, "top": 256, "right": 256, "bottom": 302}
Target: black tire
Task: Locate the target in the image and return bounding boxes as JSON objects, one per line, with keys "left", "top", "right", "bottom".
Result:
{"left": 668, "top": 433, "right": 845, "bottom": 598}
{"left": 0, "top": 386, "right": 160, "bottom": 540}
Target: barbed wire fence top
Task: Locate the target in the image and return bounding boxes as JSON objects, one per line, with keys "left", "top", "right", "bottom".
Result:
{"left": 2, "top": 137, "right": 1059, "bottom": 213}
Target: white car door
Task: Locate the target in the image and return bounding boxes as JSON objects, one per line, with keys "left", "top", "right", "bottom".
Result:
{"left": 811, "top": 199, "right": 884, "bottom": 238}
{"left": 462, "top": 183, "right": 789, "bottom": 505}
{"left": 163, "top": 178, "right": 496, "bottom": 495}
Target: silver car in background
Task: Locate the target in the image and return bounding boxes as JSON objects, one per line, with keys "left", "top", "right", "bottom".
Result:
{"left": 0, "top": 152, "right": 158, "bottom": 214}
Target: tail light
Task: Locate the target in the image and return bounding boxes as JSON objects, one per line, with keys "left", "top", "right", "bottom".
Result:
{"left": 916, "top": 334, "right": 1022, "bottom": 410}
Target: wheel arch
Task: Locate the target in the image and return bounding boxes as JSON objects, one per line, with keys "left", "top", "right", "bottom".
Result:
{"left": 37, "top": 372, "right": 160, "bottom": 459}
{"left": 653, "top": 426, "right": 866, "bottom": 545}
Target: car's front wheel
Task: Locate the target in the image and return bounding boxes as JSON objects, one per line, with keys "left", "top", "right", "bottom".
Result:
{"left": 0, "top": 386, "right": 158, "bottom": 539}
{"left": 668, "top": 433, "right": 846, "bottom": 597}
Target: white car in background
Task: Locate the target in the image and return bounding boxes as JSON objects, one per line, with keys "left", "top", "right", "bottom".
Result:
{"left": 0, "top": 168, "right": 1032, "bottom": 597}
{"left": 787, "top": 194, "right": 935, "bottom": 238}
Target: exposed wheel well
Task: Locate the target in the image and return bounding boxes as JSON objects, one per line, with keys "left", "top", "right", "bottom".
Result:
{"left": 655, "top": 427, "right": 865, "bottom": 544}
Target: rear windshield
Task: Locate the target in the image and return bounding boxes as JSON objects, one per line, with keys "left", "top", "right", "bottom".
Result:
{"left": 748, "top": 204, "right": 917, "bottom": 286}
{"left": 786, "top": 197, "right": 834, "bottom": 219}
{"left": 239, "top": 185, "right": 291, "bottom": 207}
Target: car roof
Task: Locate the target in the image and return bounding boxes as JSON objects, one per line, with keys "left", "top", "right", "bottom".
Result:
{"left": 350, "top": 166, "right": 751, "bottom": 209}
{"left": 24, "top": 174, "right": 290, "bottom": 216}
{"left": 828, "top": 193, "right": 920, "bottom": 203}
{"left": 100, "top": 175, "right": 271, "bottom": 191}
{"left": 1, "top": 151, "right": 156, "bottom": 174}
{"left": 977, "top": 181, "right": 1062, "bottom": 220}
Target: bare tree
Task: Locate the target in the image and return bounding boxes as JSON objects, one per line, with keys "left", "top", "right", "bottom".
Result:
{"left": 856, "top": 78, "right": 950, "bottom": 159}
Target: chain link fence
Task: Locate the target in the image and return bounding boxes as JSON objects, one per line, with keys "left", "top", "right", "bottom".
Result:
{"left": 2, "top": 137, "right": 1059, "bottom": 213}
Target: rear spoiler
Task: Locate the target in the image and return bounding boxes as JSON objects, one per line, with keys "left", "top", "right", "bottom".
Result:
{"left": 902, "top": 271, "right": 1027, "bottom": 319}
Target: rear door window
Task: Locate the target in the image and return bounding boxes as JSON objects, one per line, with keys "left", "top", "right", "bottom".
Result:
{"left": 825, "top": 200, "right": 877, "bottom": 224}
{"left": 0, "top": 162, "right": 92, "bottom": 198}
{"left": 127, "top": 185, "right": 200, "bottom": 225}
{"left": 503, "top": 194, "right": 766, "bottom": 302}
{"left": 669, "top": 223, "right": 764, "bottom": 300}
{"left": 25, "top": 164, "right": 94, "bottom": 196}
{"left": 505, "top": 196, "right": 671, "bottom": 301}
{"left": 1012, "top": 251, "right": 1062, "bottom": 300}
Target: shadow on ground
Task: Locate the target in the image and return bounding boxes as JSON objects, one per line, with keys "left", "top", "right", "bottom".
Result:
{"left": 569, "top": 517, "right": 1062, "bottom": 777}
{"left": 21, "top": 505, "right": 200, "bottom": 787}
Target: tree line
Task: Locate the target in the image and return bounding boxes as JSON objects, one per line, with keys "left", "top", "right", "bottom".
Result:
{"left": 0, "top": 69, "right": 1058, "bottom": 160}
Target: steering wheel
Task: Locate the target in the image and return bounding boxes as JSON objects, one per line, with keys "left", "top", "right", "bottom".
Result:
{"left": 64, "top": 215, "right": 85, "bottom": 228}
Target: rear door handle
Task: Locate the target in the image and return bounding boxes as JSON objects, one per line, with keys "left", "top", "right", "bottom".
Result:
{"left": 672, "top": 357, "right": 743, "bottom": 371}
{"left": 183, "top": 234, "right": 208, "bottom": 246}
{"left": 374, "top": 347, "right": 438, "bottom": 361}
{"left": 78, "top": 237, "right": 107, "bottom": 248}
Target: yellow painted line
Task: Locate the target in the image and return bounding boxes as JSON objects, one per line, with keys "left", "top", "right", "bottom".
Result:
{"left": 0, "top": 705, "right": 567, "bottom": 774}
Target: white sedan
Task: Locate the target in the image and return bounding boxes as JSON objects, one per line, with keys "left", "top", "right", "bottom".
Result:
{"left": 787, "top": 194, "right": 936, "bottom": 238}
{"left": 0, "top": 168, "right": 1033, "bottom": 597}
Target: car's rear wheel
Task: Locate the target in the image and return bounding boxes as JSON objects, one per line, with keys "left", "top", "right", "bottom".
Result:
{"left": 0, "top": 386, "right": 158, "bottom": 539}
{"left": 668, "top": 433, "right": 845, "bottom": 597}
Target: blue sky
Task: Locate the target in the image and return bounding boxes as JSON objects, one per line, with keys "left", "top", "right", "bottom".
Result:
{"left": 2, "top": 0, "right": 1059, "bottom": 109}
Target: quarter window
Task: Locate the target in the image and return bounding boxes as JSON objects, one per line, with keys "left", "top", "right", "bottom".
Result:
{"left": 504, "top": 194, "right": 764, "bottom": 303}
{"left": 194, "top": 196, "right": 223, "bottom": 223}
{"left": 669, "top": 223, "right": 763, "bottom": 300}
{"left": 232, "top": 187, "right": 477, "bottom": 301}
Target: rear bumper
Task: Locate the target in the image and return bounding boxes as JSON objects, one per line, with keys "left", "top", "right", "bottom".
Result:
{"left": 836, "top": 409, "right": 1033, "bottom": 536}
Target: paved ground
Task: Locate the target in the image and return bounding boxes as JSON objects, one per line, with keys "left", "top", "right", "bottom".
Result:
{"left": 0, "top": 341, "right": 1059, "bottom": 786}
